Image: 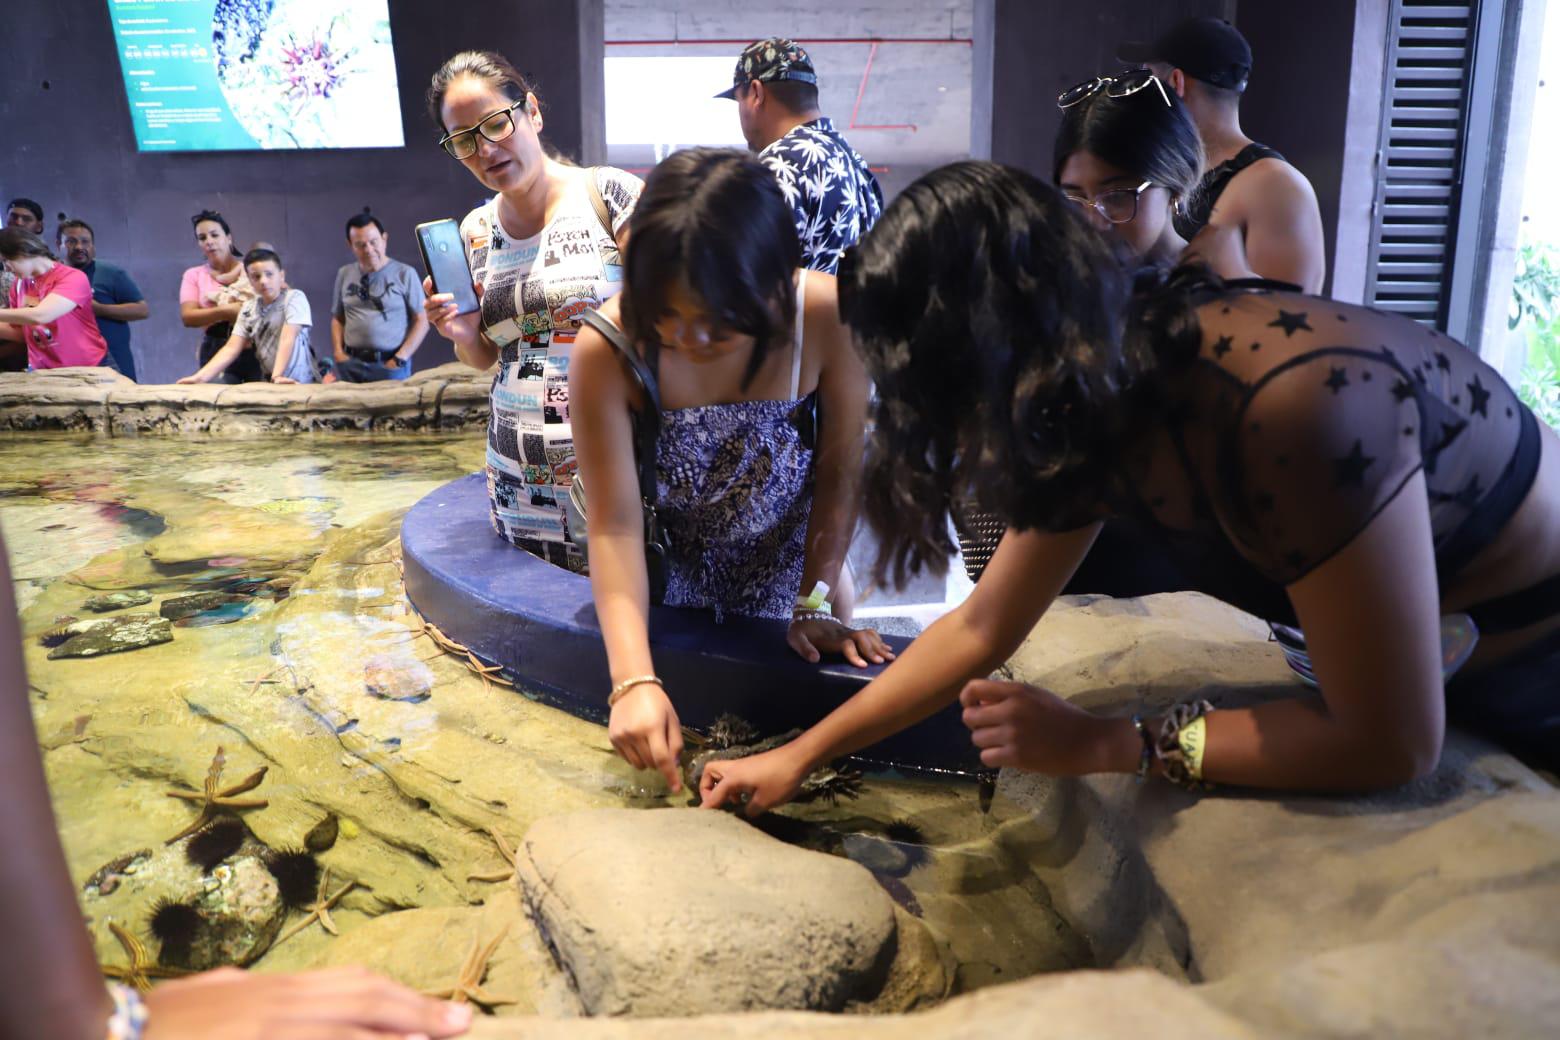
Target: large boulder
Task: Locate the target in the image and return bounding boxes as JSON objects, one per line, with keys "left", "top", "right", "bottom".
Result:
{"left": 516, "top": 808, "right": 944, "bottom": 1016}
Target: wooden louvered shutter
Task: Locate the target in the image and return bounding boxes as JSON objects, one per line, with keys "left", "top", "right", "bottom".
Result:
{"left": 1364, "top": 0, "right": 1503, "bottom": 336}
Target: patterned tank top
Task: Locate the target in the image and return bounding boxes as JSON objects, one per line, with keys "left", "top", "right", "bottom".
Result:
{"left": 654, "top": 273, "right": 817, "bottom": 620}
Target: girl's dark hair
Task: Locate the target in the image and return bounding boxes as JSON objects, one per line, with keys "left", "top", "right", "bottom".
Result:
{"left": 1053, "top": 86, "right": 1204, "bottom": 209}
{"left": 427, "top": 50, "right": 536, "bottom": 132}
{"left": 191, "top": 209, "right": 242, "bottom": 257}
{"left": 620, "top": 148, "right": 800, "bottom": 389}
{"left": 0, "top": 227, "right": 57, "bottom": 262}
{"left": 838, "top": 160, "right": 1215, "bottom": 587}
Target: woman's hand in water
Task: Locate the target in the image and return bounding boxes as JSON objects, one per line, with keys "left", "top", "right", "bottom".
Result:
{"left": 608, "top": 682, "right": 685, "bottom": 793}
{"left": 143, "top": 965, "right": 472, "bottom": 1039}
{"left": 787, "top": 616, "right": 895, "bottom": 668}
{"left": 699, "top": 744, "right": 811, "bottom": 817}
{"left": 423, "top": 276, "right": 484, "bottom": 351}
{"left": 959, "top": 679, "right": 1135, "bottom": 776}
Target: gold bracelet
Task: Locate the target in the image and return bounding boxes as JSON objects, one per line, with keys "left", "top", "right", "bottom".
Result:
{"left": 608, "top": 674, "right": 663, "bottom": 707}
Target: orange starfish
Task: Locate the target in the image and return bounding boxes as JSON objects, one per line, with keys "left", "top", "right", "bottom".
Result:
{"left": 422, "top": 926, "right": 515, "bottom": 1009}
{"left": 465, "top": 827, "right": 518, "bottom": 884}
{"left": 101, "top": 922, "right": 187, "bottom": 994}
{"left": 165, "top": 746, "right": 268, "bottom": 844}
{"left": 274, "top": 867, "right": 358, "bottom": 946}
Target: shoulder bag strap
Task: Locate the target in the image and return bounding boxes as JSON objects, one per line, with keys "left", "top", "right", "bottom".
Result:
{"left": 579, "top": 308, "right": 660, "bottom": 502}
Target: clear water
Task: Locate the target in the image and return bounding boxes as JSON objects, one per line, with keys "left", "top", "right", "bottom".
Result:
{"left": 3, "top": 432, "right": 1084, "bottom": 1010}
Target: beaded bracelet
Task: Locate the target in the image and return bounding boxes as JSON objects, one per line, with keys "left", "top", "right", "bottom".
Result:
{"left": 789, "top": 610, "right": 839, "bottom": 626}
{"left": 106, "top": 983, "right": 148, "bottom": 1040}
{"left": 1154, "top": 699, "right": 1216, "bottom": 790}
{"left": 1130, "top": 714, "right": 1153, "bottom": 783}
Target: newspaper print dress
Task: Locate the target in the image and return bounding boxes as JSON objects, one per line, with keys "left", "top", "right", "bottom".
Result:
{"left": 460, "top": 166, "right": 642, "bottom": 568}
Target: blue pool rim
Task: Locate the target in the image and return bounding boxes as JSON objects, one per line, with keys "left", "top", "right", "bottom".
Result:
{"left": 400, "top": 473, "right": 981, "bottom": 778}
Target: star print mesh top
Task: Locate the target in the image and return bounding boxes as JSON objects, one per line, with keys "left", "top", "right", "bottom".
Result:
{"left": 1114, "top": 284, "right": 1537, "bottom": 627}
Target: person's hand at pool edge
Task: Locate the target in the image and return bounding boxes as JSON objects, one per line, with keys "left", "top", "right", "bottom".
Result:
{"left": 786, "top": 614, "right": 895, "bottom": 668}
{"left": 608, "top": 681, "right": 685, "bottom": 793}
{"left": 960, "top": 679, "right": 1139, "bottom": 775}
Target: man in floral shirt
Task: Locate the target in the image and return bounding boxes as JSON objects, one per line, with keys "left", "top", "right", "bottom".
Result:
{"left": 718, "top": 37, "right": 883, "bottom": 275}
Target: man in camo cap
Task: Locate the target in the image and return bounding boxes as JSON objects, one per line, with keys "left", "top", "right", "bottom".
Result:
{"left": 718, "top": 37, "right": 883, "bottom": 275}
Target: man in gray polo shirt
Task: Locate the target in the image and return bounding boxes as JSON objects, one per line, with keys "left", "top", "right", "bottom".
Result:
{"left": 330, "top": 212, "right": 429, "bottom": 382}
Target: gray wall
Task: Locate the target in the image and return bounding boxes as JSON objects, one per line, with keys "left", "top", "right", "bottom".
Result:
{"left": 1236, "top": 4, "right": 1361, "bottom": 297}
{"left": 988, "top": 0, "right": 1233, "bottom": 178}
{"left": 0, "top": 1, "right": 590, "bottom": 384}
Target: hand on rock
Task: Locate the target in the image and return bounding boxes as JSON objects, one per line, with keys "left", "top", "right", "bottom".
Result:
{"left": 959, "top": 679, "right": 1121, "bottom": 775}
{"left": 143, "top": 966, "right": 472, "bottom": 1039}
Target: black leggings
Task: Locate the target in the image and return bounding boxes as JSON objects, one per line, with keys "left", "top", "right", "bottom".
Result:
{"left": 1447, "top": 625, "right": 1560, "bottom": 771}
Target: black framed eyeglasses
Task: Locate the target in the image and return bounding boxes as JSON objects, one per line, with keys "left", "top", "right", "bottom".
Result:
{"left": 1057, "top": 69, "right": 1171, "bottom": 109}
{"left": 438, "top": 100, "right": 525, "bottom": 160}
{"left": 1063, "top": 181, "right": 1156, "bottom": 225}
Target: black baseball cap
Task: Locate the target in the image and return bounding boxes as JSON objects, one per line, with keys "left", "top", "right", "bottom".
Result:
{"left": 715, "top": 37, "right": 818, "bottom": 100}
{"left": 1117, "top": 17, "right": 1253, "bottom": 92}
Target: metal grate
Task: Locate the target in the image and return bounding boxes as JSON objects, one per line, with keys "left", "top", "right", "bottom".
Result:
{"left": 1363, "top": 1, "right": 1481, "bottom": 329}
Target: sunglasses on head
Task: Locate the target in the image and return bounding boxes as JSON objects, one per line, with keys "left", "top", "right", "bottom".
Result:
{"left": 1057, "top": 69, "right": 1171, "bottom": 110}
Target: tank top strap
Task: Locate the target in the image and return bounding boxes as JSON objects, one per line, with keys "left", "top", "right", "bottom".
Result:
{"left": 790, "top": 270, "right": 807, "bottom": 401}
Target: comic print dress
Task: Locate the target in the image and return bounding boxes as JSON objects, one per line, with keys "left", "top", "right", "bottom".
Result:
{"left": 460, "top": 166, "right": 642, "bottom": 568}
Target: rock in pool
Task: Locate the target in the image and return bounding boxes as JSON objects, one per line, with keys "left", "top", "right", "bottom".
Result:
{"left": 46, "top": 614, "right": 173, "bottom": 659}
{"left": 363, "top": 654, "right": 434, "bottom": 702}
{"left": 83, "top": 590, "right": 153, "bottom": 613}
{"left": 160, "top": 591, "right": 249, "bottom": 621}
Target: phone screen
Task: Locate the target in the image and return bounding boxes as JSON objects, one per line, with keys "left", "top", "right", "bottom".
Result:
{"left": 415, "top": 219, "right": 480, "bottom": 316}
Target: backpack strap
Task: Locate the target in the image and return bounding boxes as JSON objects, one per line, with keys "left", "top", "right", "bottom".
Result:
{"left": 585, "top": 168, "right": 616, "bottom": 242}
{"left": 579, "top": 308, "right": 660, "bottom": 504}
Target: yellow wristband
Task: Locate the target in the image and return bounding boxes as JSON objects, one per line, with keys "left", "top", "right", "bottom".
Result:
{"left": 1178, "top": 716, "right": 1209, "bottom": 781}
{"left": 796, "top": 580, "right": 832, "bottom": 612}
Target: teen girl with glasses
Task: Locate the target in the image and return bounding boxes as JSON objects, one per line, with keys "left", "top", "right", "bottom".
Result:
{"left": 423, "top": 51, "right": 643, "bottom": 567}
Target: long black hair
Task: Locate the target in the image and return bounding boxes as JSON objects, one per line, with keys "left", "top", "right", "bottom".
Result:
{"left": 838, "top": 161, "right": 1214, "bottom": 587}
{"left": 620, "top": 148, "right": 801, "bottom": 388}
{"left": 1053, "top": 84, "right": 1204, "bottom": 210}
{"left": 191, "top": 209, "right": 242, "bottom": 258}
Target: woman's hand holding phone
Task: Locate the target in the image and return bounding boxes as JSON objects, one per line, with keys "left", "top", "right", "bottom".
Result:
{"left": 424, "top": 276, "right": 484, "bottom": 350}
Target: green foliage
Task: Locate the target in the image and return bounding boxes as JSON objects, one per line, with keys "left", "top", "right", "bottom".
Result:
{"left": 1512, "top": 242, "right": 1560, "bottom": 430}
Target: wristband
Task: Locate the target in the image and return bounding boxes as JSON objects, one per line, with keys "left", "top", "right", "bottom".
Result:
{"left": 1178, "top": 716, "right": 1209, "bottom": 781}
{"left": 795, "top": 580, "right": 832, "bottom": 613}
{"left": 607, "top": 674, "right": 662, "bottom": 707}
{"left": 106, "top": 983, "right": 148, "bottom": 1040}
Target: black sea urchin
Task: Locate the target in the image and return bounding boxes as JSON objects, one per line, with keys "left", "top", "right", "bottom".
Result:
{"left": 148, "top": 897, "right": 201, "bottom": 965}
{"left": 185, "top": 818, "right": 247, "bottom": 872}
{"left": 263, "top": 847, "right": 320, "bottom": 908}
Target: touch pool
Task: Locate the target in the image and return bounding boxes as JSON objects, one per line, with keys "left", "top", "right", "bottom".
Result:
{"left": 7, "top": 428, "right": 1560, "bottom": 1037}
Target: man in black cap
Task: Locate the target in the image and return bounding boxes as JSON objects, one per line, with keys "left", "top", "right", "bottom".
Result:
{"left": 1119, "top": 17, "right": 1325, "bottom": 293}
{"left": 718, "top": 37, "right": 883, "bottom": 275}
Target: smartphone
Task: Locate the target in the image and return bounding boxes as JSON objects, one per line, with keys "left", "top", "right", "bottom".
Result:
{"left": 415, "top": 219, "right": 479, "bottom": 316}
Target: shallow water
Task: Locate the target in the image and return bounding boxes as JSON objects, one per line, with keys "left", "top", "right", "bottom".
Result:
{"left": 4, "top": 432, "right": 1085, "bottom": 1010}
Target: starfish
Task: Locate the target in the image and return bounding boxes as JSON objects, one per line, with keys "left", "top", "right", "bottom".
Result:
{"left": 101, "top": 922, "right": 187, "bottom": 994}
{"left": 165, "top": 746, "right": 269, "bottom": 844}
{"left": 465, "top": 827, "right": 519, "bottom": 883}
{"left": 274, "top": 867, "right": 358, "bottom": 946}
{"left": 422, "top": 926, "right": 515, "bottom": 1009}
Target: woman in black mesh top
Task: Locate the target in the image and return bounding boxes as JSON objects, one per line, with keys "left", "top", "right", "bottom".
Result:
{"left": 699, "top": 161, "right": 1560, "bottom": 809}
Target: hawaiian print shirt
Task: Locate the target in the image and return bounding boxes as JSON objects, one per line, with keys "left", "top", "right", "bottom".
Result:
{"left": 758, "top": 117, "right": 884, "bottom": 275}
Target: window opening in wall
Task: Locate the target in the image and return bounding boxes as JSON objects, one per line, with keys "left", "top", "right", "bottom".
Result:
{"left": 1507, "top": 7, "right": 1560, "bottom": 430}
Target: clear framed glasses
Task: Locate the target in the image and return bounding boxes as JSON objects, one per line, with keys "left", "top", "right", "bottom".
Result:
{"left": 1064, "top": 181, "right": 1155, "bottom": 225}
{"left": 1057, "top": 69, "right": 1171, "bottom": 109}
{"left": 439, "top": 100, "right": 525, "bottom": 160}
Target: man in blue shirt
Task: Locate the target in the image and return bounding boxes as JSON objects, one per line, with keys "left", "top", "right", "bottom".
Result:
{"left": 718, "top": 38, "right": 883, "bottom": 275}
{"left": 58, "top": 219, "right": 148, "bottom": 380}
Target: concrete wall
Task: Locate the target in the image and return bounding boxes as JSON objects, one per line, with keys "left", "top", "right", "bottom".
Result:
{"left": 0, "top": 1, "right": 590, "bottom": 384}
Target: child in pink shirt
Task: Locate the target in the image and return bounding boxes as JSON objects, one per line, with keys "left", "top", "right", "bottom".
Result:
{"left": 0, "top": 229, "right": 108, "bottom": 370}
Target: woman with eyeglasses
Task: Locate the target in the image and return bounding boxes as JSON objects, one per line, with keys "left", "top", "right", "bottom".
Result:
{"left": 697, "top": 159, "right": 1560, "bottom": 812}
{"left": 423, "top": 51, "right": 642, "bottom": 566}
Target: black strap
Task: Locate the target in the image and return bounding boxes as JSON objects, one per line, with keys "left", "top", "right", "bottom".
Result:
{"left": 579, "top": 309, "right": 660, "bottom": 504}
